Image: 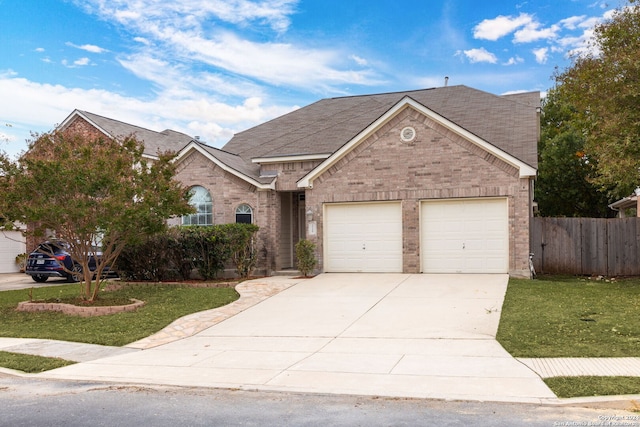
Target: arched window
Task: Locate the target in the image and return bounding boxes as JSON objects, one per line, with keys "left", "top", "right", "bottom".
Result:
{"left": 235, "top": 204, "right": 253, "bottom": 224}
{"left": 182, "top": 186, "right": 212, "bottom": 226}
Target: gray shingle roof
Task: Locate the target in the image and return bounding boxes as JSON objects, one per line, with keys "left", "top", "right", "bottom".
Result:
{"left": 223, "top": 85, "right": 539, "bottom": 169}
{"left": 76, "top": 111, "right": 194, "bottom": 156}
{"left": 65, "top": 85, "right": 538, "bottom": 186}
{"left": 195, "top": 143, "right": 274, "bottom": 185}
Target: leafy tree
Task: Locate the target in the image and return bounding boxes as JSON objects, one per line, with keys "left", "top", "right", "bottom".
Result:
{"left": 0, "top": 130, "right": 193, "bottom": 302}
{"left": 554, "top": 0, "right": 640, "bottom": 198}
{"left": 535, "top": 88, "right": 612, "bottom": 217}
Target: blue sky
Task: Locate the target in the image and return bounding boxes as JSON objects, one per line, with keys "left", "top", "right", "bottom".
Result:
{"left": 0, "top": 0, "right": 618, "bottom": 157}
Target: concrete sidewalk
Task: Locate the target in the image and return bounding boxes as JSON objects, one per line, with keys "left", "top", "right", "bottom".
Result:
{"left": 2, "top": 274, "right": 640, "bottom": 404}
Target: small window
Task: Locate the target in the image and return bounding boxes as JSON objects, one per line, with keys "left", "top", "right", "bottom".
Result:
{"left": 182, "top": 186, "right": 213, "bottom": 226}
{"left": 235, "top": 204, "right": 253, "bottom": 224}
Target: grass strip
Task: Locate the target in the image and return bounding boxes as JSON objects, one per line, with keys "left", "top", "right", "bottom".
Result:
{"left": 0, "top": 281, "right": 239, "bottom": 346}
{"left": 497, "top": 275, "right": 640, "bottom": 358}
{"left": 0, "top": 351, "right": 75, "bottom": 373}
{"left": 545, "top": 376, "right": 640, "bottom": 398}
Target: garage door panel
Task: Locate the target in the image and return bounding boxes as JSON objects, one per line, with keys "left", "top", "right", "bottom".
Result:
{"left": 0, "top": 231, "right": 26, "bottom": 273}
{"left": 325, "top": 202, "right": 402, "bottom": 273}
{"left": 421, "top": 198, "right": 508, "bottom": 274}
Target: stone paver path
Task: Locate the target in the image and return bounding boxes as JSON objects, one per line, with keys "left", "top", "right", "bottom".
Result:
{"left": 126, "top": 277, "right": 302, "bottom": 349}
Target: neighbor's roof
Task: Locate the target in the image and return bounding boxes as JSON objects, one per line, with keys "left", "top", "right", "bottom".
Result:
{"left": 59, "top": 110, "right": 194, "bottom": 157}
{"left": 609, "top": 193, "right": 639, "bottom": 211}
{"left": 222, "top": 85, "right": 540, "bottom": 169}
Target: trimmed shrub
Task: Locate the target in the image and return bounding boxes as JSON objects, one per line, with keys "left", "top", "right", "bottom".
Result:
{"left": 295, "top": 239, "right": 317, "bottom": 277}
{"left": 116, "top": 232, "right": 182, "bottom": 281}
{"left": 178, "top": 226, "right": 228, "bottom": 280}
{"left": 217, "top": 223, "right": 259, "bottom": 277}
{"left": 115, "top": 224, "right": 260, "bottom": 281}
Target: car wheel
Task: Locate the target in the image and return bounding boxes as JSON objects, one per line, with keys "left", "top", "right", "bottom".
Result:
{"left": 32, "top": 274, "right": 48, "bottom": 283}
{"left": 67, "top": 264, "right": 83, "bottom": 283}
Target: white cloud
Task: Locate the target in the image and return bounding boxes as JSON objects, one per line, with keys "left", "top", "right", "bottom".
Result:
{"left": 0, "top": 73, "right": 297, "bottom": 157}
{"left": 117, "top": 52, "right": 266, "bottom": 99}
{"left": 133, "top": 37, "right": 150, "bottom": 45}
{"left": 554, "top": 7, "right": 615, "bottom": 58}
{"left": 62, "top": 58, "right": 91, "bottom": 68}
{"left": 560, "top": 15, "right": 587, "bottom": 30}
{"left": 474, "top": 13, "right": 560, "bottom": 44}
{"left": 461, "top": 48, "right": 498, "bottom": 64}
{"left": 35, "top": 47, "right": 45, "bottom": 53}
{"left": 73, "top": 0, "right": 380, "bottom": 92}
{"left": 532, "top": 47, "right": 549, "bottom": 64}
{"left": 473, "top": 13, "right": 533, "bottom": 41}
{"left": 504, "top": 56, "right": 524, "bottom": 66}
{"left": 350, "top": 55, "right": 368, "bottom": 66}
{"left": 514, "top": 23, "right": 560, "bottom": 43}
{"left": 66, "top": 42, "right": 108, "bottom": 53}
{"left": 472, "top": 6, "right": 616, "bottom": 65}
{"left": 79, "top": 0, "right": 299, "bottom": 33}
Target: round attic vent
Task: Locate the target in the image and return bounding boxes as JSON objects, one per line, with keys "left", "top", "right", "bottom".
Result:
{"left": 400, "top": 126, "right": 416, "bottom": 142}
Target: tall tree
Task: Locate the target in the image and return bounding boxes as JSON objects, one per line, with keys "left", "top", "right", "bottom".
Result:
{"left": 535, "top": 88, "right": 611, "bottom": 217}
{"left": 0, "top": 130, "right": 193, "bottom": 302}
{"left": 555, "top": 0, "right": 640, "bottom": 198}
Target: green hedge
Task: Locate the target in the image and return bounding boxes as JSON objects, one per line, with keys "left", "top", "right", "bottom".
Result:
{"left": 116, "top": 224, "right": 259, "bottom": 281}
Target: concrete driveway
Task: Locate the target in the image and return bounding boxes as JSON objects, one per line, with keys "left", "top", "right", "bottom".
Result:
{"left": 42, "top": 274, "right": 555, "bottom": 402}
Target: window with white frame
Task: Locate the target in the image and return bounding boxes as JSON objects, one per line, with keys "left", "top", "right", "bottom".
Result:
{"left": 182, "top": 186, "right": 213, "bottom": 226}
{"left": 235, "top": 204, "right": 253, "bottom": 224}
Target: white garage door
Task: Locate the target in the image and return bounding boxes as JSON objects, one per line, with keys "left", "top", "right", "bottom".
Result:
{"left": 0, "top": 231, "right": 26, "bottom": 273}
{"left": 421, "top": 198, "right": 508, "bottom": 273}
{"left": 324, "top": 202, "right": 402, "bottom": 272}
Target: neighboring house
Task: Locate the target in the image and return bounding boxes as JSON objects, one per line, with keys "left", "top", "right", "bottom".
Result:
{"left": 55, "top": 85, "right": 539, "bottom": 278}
{"left": 58, "top": 110, "right": 194, "bottom": 159}
{"left": 0, "top": 226, "right": 26, "bottom": 273}
{"left": 174, "top": 85, "right": 539, "bottom": 278}
{"left": 20, "top": 110, "right": 197, "bottom": 253}
{"left": 609, "top": 188, "right": 640, "bottom": 217}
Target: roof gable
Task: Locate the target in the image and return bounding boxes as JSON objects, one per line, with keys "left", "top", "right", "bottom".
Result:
{"left": 298, "top": 97, "right": 537, "bottom": 188}
{"left": 58, "top": 110, "right": 194, "bottom": 158}
{"left": 174, "top": 142, "right": 275, "bottom": 189}
{"left": 222, "top": 86, "right": 539, "bottom": 170}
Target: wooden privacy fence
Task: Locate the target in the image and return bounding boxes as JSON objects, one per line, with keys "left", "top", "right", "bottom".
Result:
{"left": 530, "top": 217, "right": 640, "bottom": 276}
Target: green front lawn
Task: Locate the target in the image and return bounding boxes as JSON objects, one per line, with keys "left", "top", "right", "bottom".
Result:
{"left": 0, "top": 282, "right": 239, "bottom": 346}
{"left": 498, "top": 275, "right": 640, "bottom": 398}
{"left": 497, "top": 275, "right": 640, "bottom": 358}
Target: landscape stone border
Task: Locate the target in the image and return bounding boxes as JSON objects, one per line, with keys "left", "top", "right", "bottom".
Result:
{"left": 14, "top": 280, "right": 242, "bottom": 318}
{"left": 16, "top": 299, "right": 145, "bottom": 317}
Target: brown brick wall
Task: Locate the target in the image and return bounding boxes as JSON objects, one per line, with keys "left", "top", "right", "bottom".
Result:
{"left": 305, "top": 107, "right": 532, "bottom": 277}
{"left": 174, "top": 151, "right": 277, "bottom": 275}
{"left": 269, "top": 160, "right": 321, "bottom": 191}
{"left": 63, "top": 117, "right": 105, "bottom": 140}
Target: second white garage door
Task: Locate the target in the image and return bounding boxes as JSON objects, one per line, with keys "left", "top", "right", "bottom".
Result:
{"left": 421, "top": 198, "right": 508, "bottom": 273}
{"left": 324, "top": 202, "right": 402, "bottom": 273}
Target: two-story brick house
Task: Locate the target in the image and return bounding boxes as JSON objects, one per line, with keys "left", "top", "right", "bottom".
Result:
{"left": 172, "top": 85, "right": 539, "bottom": 277}
{"left": 59, "top": 85, "right": 539, "bottom": 278}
